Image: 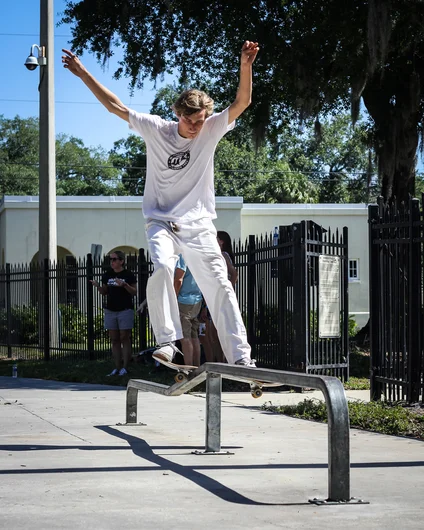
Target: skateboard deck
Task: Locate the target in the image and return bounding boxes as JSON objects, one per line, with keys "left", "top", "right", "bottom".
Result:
{"left": 249, "top": 380, "right": 284, "bottom": 398}
{"left": 218, "top": 372, "right": 284, "bottom": 398}
{"left": 152, "top": 356, "right": 197, "bottom": 383}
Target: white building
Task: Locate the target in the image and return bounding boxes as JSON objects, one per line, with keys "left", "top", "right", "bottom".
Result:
{"left": 0, "top": 195, "right": 369, "bottom": 327}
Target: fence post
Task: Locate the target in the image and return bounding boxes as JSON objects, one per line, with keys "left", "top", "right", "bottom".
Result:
{"left": 342, "top": 227, "right": 349, "bottom": 380}
{"left": 6, "top": 264, "right": 12, "bottom": 359}
{"left": 43, "top": 258, "right": 50, "bottom": 362}
{"left": 277, "top": 226, "right": 286, "bottom": 369}
{"left": 138, "top": 248, "right": 148, "bottom": 351}
{"left": 292, "top": 222, "right": 307, "bottom": 370}
{"left": 86, "top": 253, "right": 95, "bottom": 360}
{"left": 408, "top": 199, "right": 421, "bottom": 402}
{"left": 368, "top": 204, "right": 381, "bottom": 400}
{"left": 247, "top": 235, "right": 256, "bottom": 355}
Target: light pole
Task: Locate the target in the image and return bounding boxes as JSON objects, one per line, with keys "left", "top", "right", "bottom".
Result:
{"left": 24, "top": 0, "right": 58, "bottom": 355}
{"left": 25, "top": 0, "right": 57, "bottom": 263}
{"left": 39, "top": 0, "right": 57, "bottom": 263}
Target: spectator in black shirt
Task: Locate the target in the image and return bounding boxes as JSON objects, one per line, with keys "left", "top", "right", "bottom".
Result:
{"left": 91, "top": 250, "right": 137, "bottom": 376}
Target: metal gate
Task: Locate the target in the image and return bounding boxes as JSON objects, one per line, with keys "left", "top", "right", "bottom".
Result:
{"left": 369, "top": 197, "right": 424, "bottom": 403}
{"left": 234, "top": 220, "right": 349, "bottom": 377}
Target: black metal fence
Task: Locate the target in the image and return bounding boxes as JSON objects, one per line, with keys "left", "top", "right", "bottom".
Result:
{"left": 369, "top": 196, "right": 424, "bottom": 403}
{"left": 0, "top": 252, "right": 152, "bottom": 361}
{"left": 235, "top": 221, "right": 349, "bottom": 377}
{"left": 0, "top": 221, "right": 349, "bottom": 376}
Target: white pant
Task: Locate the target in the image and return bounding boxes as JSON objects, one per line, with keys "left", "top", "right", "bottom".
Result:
{"left": 145, "top": 218, "right": 251, "bottom": 364}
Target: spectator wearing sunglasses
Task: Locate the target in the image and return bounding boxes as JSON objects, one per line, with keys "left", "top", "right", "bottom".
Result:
{"left": 91, "top": 250, "right": 137, "bottom": 376}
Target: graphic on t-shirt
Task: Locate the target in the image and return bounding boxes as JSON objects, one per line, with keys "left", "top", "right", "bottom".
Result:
{"left": 168, "top": 151, "right": 190, "bottom": 170}
{"left": 108, "top": 278, "right": 123, "bottom": 286}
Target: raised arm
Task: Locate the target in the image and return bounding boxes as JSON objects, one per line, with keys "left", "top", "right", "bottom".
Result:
{"left": 61, "top": 49, "right": 129, "bottom": 122}
{"left": 228, "top": 41, "right": 259, "bottom": 124}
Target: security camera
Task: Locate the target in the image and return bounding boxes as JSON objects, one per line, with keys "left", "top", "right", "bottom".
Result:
{"left": 24, "top": 55, "right": 39, "bottom": 71}
{"left": 24, "top": 44, "right": 46, "bottom": 71}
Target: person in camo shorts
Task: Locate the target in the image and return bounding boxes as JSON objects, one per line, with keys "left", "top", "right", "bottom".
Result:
{"left": 174, "top": 254, "right": 203, "bottom": 367}
{"left": 91, "top": 250, "right": 137, "bottom": 376}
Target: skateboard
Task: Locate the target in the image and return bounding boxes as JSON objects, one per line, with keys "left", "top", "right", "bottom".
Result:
{"left": 219, "top": 372, "right": 284, "bottom": 398}
{"left": 153, "top": 356, "right": 198, "bottom": 383}
{"left": 249, "top": 381, "right": 284, "bottom": 399}
{"left": 154, "top": 356, "right": 283, "bottom": 397}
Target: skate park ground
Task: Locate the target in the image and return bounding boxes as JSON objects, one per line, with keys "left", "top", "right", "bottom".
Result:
{"left": 0, "top": 376, "right": 423, "bottom": 529}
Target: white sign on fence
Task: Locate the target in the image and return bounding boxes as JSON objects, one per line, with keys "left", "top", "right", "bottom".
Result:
{"left": 318, "top": 255, "right": 341, "bottom": 338}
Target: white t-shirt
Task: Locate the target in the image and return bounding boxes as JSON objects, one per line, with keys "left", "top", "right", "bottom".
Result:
{"left": 129, "top": 107, "right": 235, "bottom": 222}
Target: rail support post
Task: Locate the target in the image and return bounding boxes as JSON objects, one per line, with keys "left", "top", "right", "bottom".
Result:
{"left": 327, "top": 383, "right": 350, "bottom": 501}
{"left": 203, "top": 373, "right": 223, "bottom": 453}
{"left": 126, "top": 386, "right": 138, "bottom": 423}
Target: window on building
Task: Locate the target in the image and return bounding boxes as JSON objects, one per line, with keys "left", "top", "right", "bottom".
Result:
{"left": 349, "top": 259, "right": 359, "bottom": 281}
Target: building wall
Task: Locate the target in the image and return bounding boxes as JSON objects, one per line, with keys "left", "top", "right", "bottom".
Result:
{"left": 0, "top": 205, "right": 6, "bottom": 266}
{"left": 0, "top": 196, "right": 242, "bottom": 264}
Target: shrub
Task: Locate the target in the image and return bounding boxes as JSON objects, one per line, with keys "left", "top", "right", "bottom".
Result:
{"left": 0, "top": 306, "right": 39, "bottom": 345}
{"left": 58, "top": 304, "right": 87, "bottom": 344}
{"left": 262, "top": 399, "right": 424, "bottom": 439}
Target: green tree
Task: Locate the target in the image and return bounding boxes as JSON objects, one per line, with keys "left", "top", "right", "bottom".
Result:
{"left": 56, "top": 134, "right": 124, "bottom": 195}
{"left": 280, "top": 114, "right": 376, "bottom": 203}
{"left": 415, "top": 173, "right": 424, "bottom": 196}
{"left": 62, "top": 0, "right": 424, "bottom": 203}
{"left": 150, "top": 85, "right": 180, "bottom": 121}
{"left": 109, "top": 135, "right": 147, "bottom": 195}
{"left": 214, "top": 138, "right": 318, "bottom": 203}
{"left": 0, "top": 115, "right": 124, "bottom": 196}
{"left": 250, "top": 162, "right": 318, "bottom": 204}
{"left": 0, "top": 115, "right": 39, "bottom": 195}
{"left": 214, "top": 138, "right": 262, "bottom": 197}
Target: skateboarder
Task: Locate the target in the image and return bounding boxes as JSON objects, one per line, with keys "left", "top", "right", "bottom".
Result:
{"left": 62, "top": 40, "right": 259, "bottom": 368}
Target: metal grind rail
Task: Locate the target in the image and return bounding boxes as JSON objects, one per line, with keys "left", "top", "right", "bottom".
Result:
{"left": 126, "top": 363, "right": 362, "bottom": 505}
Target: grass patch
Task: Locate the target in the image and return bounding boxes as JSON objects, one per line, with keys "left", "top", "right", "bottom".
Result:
{"left": 0, "top": 357, "right": 370, "bottom": 392}
{"left": 0, "top": 347, "right": 371, "bottom": 392}
{"left": 262, "top": 398, "right": 424, "bottom": 440}
{"left": 343, "top": 377, "right": 370, "bottom": 390}
{"left": 0, "top": 358, "right": 180, "bottom": 387}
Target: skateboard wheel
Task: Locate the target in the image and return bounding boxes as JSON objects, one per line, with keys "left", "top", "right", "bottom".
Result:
{"left": 175, "top": 372, "right": 186, "bottom": 383}
{"left": 251, "top": 389, "right": 263, "bottom": 399}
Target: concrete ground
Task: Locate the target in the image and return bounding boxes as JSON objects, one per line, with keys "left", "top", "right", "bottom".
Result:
{"left": 0, "top": 376, "right": 423, "bottom": 529}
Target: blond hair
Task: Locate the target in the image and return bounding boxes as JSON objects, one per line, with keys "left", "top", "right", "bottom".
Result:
{"left": 172, "top": 89, "right": 214, "bottom": 118}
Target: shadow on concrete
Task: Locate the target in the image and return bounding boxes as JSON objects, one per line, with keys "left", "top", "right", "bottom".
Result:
{"left": 1, "top": 424, "right": 424, "bottom": 506}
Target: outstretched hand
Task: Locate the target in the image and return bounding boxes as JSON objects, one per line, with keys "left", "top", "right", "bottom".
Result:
{"left": 241, "top": 41, "right": 259, "bottom": 66}
{"left": 62, "top": 49, "right": 87, "bottom": 77}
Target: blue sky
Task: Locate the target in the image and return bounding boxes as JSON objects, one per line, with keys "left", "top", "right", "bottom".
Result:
{"left": 1, "top": 0, "right": 175, "bottom": 152}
